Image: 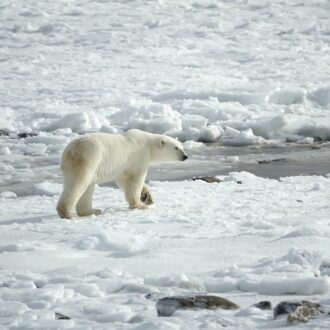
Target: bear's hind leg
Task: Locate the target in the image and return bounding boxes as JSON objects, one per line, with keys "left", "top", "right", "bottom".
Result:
{"left": 57, "top": 174, "right": 92, "bottom": 219}
{"left": 76, "top": 184, "right": 101, "bottom": 217}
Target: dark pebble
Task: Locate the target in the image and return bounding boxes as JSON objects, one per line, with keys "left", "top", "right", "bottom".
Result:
{"left": 192, "top": 176, "right": 222, "bottom": 183}
{"left": 17, "top": 132, "right": 38, "bottom": 138}
{"left": 55, "top": 312, "right": 71, "bottom": 320}
{"left": 253, "top": 301, "right": 272, "bottom": 310}
{"left": 258, "top": 158, "right": 286, "bottom": 165}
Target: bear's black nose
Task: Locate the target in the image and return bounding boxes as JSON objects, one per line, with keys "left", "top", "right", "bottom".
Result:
{"left": 182, "top": 155, "right": 188, "bottom": 161}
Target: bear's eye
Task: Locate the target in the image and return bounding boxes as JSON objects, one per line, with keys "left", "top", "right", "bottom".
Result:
{"left": 175, "top": 147, "right": 179, "bottom": 150}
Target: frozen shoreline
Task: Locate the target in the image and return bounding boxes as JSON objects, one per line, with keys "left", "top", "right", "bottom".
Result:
{"left": 2, "top": 141, "right": 330, "bottom": 197}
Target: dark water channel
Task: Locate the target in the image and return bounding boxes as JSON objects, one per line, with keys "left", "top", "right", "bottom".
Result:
{"left": 148, "top": 143, "right": 330, "bottom": 181}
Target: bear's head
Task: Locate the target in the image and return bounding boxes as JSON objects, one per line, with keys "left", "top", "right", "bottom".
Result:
{"left": 153, "top": 136, "right": 188, "bottom": 163}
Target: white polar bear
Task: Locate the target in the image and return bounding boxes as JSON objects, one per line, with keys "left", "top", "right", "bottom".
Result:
{"left": 56, "top": 129, "right": 188, "bottom": 219}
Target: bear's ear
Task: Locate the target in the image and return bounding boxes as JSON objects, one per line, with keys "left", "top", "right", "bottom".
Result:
{"left": 159, "top": 139, "right": 166, "bottom": 148}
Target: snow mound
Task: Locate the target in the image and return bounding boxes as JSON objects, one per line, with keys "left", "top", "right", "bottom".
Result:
{"left": 181, "top": 114, "right": 208, "bottom": 130}
{"left": 181, "top": 98, "right": 249, "bottom": 122}
{"left": 83, "top": 303, "right": 133, "bottom": 323}
{"left": 76, "top": 232, "right": 146, "bottom": 258}
{"left": 45, "top": 112, "right": 109, "bottom": 133}
{"left": 0, "top": 191, "right": 17, "bottom": 199}
{"left": 205, "top": 248, "right": 328, "bottom": 295}
{"left": 278, "top": 227, "right": 327, "bottom": 240}
{"left": 220, "top": 127, "right": 266, "bottom": 146}
{"left": 267, "top": 88, "right": 305, "bottom": 105}
{"left": 111, "top": 99, "right": 182, "bottom": 135}
{"left": 182, "top": 140, "right": 206, "bottom": 150}
{"left": 145, "top": 274, "right": 204, "bottom": 291}
{"left": 66, "top": 283, "right": 104, "bottom": 298}
{"left": 243, "top": 115, "right": 288, "bottom": 140}
{"left": 0, "top": 109, "right": 16, "bottom": 133}
{"left": 24, "top": 143, "right": 48, "bottom": 155}
{"left": 26, "top": 22, "right": 72, "bottom": 35}
{"left": 0, "top": 241, "right": 56, "bottom": 253}
{"left": 239, "top": 277, "right": 330, "bottom": 295}
{"left": 308, "top": 86, "right": 330, "bottom": 107}
{"left": 199, "top": 124, "right": 223, "bottom": 142}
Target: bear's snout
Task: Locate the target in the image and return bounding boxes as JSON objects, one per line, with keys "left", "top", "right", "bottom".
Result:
{"left": 182, "top": 154, "right": 188, "bottom": 161}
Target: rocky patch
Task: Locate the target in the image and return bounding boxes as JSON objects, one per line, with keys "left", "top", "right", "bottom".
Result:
{"left": 156, "top": 295, "right": 239, "bottom": 317}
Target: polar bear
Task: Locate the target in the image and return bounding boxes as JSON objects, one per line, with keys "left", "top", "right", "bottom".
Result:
{"left": 56, "top": 129, "right": 188, "bottom": 219}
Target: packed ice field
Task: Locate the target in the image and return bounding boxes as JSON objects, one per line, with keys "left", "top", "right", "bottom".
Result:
{"left": 1, "top": 0, "right": 330, "bottom": 328}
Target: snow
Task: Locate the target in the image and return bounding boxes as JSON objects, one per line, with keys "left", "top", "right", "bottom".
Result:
{"left": 1, "top": 0, "right": 330, "bottom": 145}
{"left": 1, "top": 0, "right": 330, "bottom": 328}
{"left": 2, "top": 174, "right": 330, "bottom": 328}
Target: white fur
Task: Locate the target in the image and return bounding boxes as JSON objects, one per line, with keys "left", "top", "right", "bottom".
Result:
{"left": 57, "top": 129, "right": 187, "bottom": 219}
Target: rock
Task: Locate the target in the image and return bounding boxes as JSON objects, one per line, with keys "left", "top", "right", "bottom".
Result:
{"left": 192, "top": 176, "right": 222, "bottom": 183}
{"left": 156, "top": 295, "right": 239, "bottom": 317}
{"left": 314, "top": 136, "right": 327, "bottom": 143}
{"left": 273, "top": 300, "right": 320, "bottom": 319}
{"left": 55, "top": 312, "right": 71, "bottom": 320}
{"left": 0, "top": 130, "right": 9, "bottom": 136}
{"left": 258, "top": 158, "right": 286, "bottom": 165}
{"left": 287, "top": 304, "right": 321, "bottom": 324}
{"left": 17, "top": 132, "right": 38, "bottom": 139}
{"left": 320, "top": 260, "right": 330, "bottom": 276}
{"left": 273, "top": 301, "right": 302, "bottom": 318}
{"left": 253, "top": 301, "right": 272, "bottom": 310}
{"left": 258, "top": 160, "right": 271, "bottom": 164}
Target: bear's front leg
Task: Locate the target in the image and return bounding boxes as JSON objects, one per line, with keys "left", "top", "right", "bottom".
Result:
{"left": 140, "top": 185, "right": 153, "bottom": 205}
{"left": 120, "top": 175, "right": 148, "bottom": 210}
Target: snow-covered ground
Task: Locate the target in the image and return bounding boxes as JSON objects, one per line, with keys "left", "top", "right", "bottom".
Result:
{"left": 1, "top": 0, "right": 330, "bottom": 328}
{"left": 1, "top": 174, "right": 330, "bottom": 329}
{"left": 1, "top": 0, "right": 330, "bottom": 143}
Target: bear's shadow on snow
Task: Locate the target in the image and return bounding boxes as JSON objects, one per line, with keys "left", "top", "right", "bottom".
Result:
{"left": 0, "top": 206, "right": 154, "bottom": 226}
{"left": 102, "top": 206, "right": 154, "bottom": 215}
{"left": 0, "top": 214, "right": 55, "bottom": 226}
